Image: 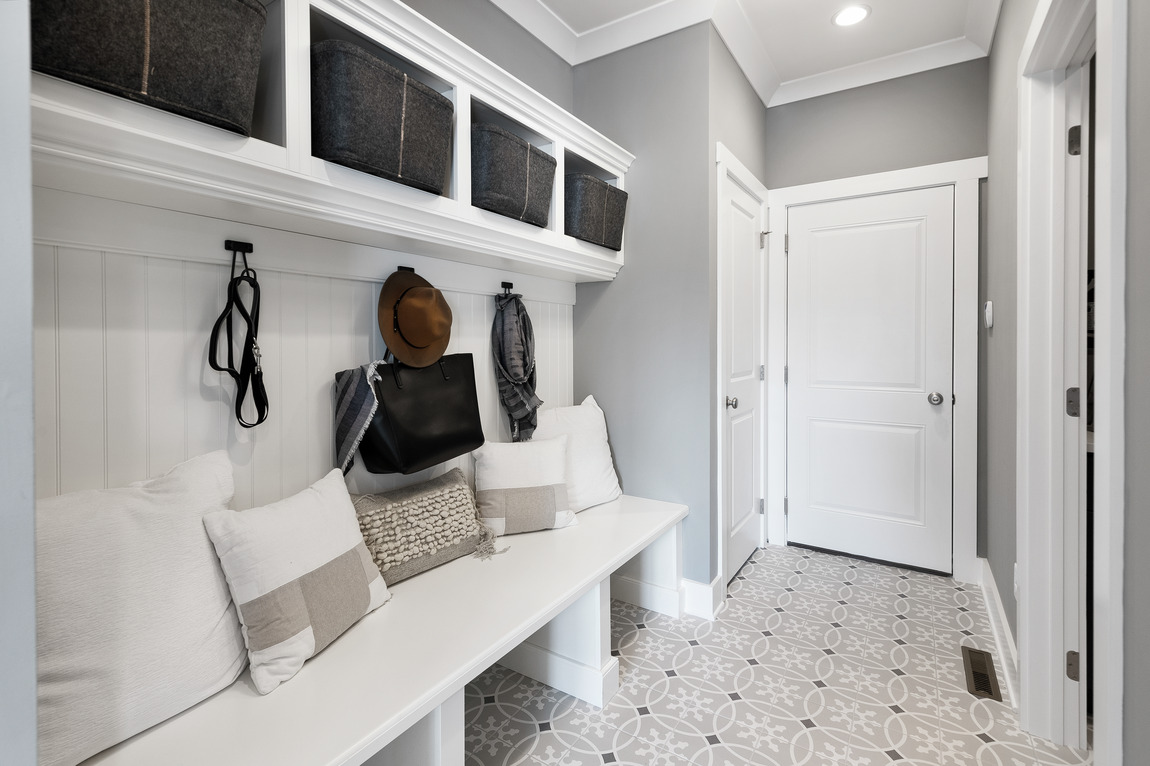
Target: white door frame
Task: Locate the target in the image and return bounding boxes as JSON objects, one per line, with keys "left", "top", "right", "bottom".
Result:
{"left": 1016, "top": 0, "right": 1126, "bottom": 757}
{"left": 715, "top": 142, "right": 769, "bottom": 582}
{"left": 765, "top": 157, "right": 986, "bottom": 583}
{"left": 0, "top": 1, "right": 38, "bottom": 762}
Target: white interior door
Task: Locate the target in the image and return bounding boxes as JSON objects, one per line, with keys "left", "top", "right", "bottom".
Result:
{"left": 786, "top": 186, "right": 954, "bottom": 573}
{"left": 718, "top": 146, "right": 767, "bottom": 584}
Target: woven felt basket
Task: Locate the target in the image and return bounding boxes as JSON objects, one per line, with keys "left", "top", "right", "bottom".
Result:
{"left": 32, "top": 0, "right": 267, "bottom": 136}
{"left": 311, "top": 40, "right": 454, "bottom": 195}
{"left": 471, "top": 122, "right": 557, "bottom": 228}
{"left": 564, "top": 173, "right": 628, "bottom": 251}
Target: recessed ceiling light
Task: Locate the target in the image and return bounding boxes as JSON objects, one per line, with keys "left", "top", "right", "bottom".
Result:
{"left": 833, "top": 5, "right": 871, "bottom": 26}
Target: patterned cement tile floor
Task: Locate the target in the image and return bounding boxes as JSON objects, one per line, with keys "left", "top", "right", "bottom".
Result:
{"left": 464, "top": 545, "right": 1093, "bottom": 766}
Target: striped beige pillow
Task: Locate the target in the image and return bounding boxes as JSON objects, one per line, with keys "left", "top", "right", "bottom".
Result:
{"left": 473, "top": 437, "right": 577, "bottom": 536}
{"left": 204, "top": 469, "right": 391, "bottom": 694}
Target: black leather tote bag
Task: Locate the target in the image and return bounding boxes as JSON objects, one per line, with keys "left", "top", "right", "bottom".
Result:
{"left": 359, "top": 353, "right": 484, "bottom": 474}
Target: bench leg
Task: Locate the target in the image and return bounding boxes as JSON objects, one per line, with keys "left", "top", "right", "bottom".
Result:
{"left": 611, "top": 522, "right": 684, "bottom": 618}
{"left": 362, "top": 687, "right": 465, "bottom": 766}
{"left": 499, "top": 579, "right": 619, "bottom": 708}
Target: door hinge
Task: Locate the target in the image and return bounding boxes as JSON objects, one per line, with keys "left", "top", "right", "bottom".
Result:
{"left": 759, "top": 498, "right": 765, "bottom": 515}
{"left": 1068, "top": 125, "right": 1082, "bottom": 156}
{"left": 784, "top": 233, "right": 789, "bottom": 254}
{"left": 1067, "top": 650, "right": 1080, "bottom": 681}
{"left": 783, "top": 365, "right": 789, "bottom": 384}
{"left": 759, "top": 364, "right": 765, "bottom": 381}
{"left": 783, "top": 497, "right": 789, "bottom": 516}
{"left": 1066, "top": 387, "right": 1081, "bottom": 418}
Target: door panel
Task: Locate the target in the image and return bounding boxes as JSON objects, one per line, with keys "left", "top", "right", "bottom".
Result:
{"left": 787, "top": 186, "right": 953, "bottom": 573}
{"left": 719, "top": 155, "right": 766, "bottom": 584}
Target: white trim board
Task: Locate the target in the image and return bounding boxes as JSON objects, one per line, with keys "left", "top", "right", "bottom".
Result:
{"left": 765, "top": 157, "right": 987, "bottom": 585}
{"left": 981, "top": 557, "right": 1020, "bottom": 709}
{"left": 1015, "top": 0, "right": 1126, "bottom": 758}
{"left": 681, "top": 576, "right": 725, "bottom": 621}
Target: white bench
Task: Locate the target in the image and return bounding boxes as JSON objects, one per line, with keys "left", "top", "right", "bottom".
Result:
{"left": 85, "top": 495, "right": 687, "bottom": 766}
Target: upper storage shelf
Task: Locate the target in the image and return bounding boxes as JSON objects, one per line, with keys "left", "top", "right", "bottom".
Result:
{"left": 29, "top": 0, "right": 634, "bottom": 283}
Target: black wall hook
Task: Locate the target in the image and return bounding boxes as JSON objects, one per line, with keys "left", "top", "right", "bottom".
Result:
{"left": 501, "top": 281, "right": 513, "bottom": 295}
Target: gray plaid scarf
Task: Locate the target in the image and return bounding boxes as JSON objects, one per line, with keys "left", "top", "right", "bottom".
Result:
{"left": 492, "top": 293, "right": 542, "bottom": 441}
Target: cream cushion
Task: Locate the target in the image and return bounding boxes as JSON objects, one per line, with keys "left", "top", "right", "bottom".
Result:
{"left": 36, "top": 451, "right": 247, "bottom": 766}
{"left": 532, "top": 395, "right": 622, "bottom": 511}
{"left": 472, "top": 436, "right": 577, "bottom": 536}
{"left": 203, "top": 468, "right": 390, "bottom": 695}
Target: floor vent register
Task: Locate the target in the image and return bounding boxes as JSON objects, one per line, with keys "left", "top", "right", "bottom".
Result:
{"left": 961, "top": 646, "right": 1003, "bottom": 701}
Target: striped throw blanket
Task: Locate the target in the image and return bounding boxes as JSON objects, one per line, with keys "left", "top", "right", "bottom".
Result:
{"left": 333, "top": 361, "right": 383, "bottom": 474}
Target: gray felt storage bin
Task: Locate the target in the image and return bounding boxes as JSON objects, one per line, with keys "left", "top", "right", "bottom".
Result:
{"left": 312, "top": 40, "right": 453, "bottom": 195}
{"left": 565, "top": 173, "right": 628, "bottom": 251}
{"left": 471, "top": 123, "right": 556, "bottom": 228}
{"left": 31, "top": 0, "right": 267, "bottom": 136}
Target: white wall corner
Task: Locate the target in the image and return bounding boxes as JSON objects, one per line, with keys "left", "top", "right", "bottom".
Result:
{"left": 682, "top": 576, "right": 724, "bottom": 620}
{"left": 965, "top": 0, "right": 1005, "bottom": 53}
{"left": 486, "top": 0, "right": 580, "bottom": 63}
{"left": 710, "top": 0, "right": 781, "bottom": 108}
{"left": 980, "top": 558, "right": 1020, "bottom": 709}
{"left": 568, "top": 0, "right": 714, "bottom": 65}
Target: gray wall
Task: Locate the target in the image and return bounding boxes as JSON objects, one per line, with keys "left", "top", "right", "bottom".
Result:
{"left": 762, "top": 59, "right": 989, "bottom": 189}
{"left": 1, "top": 1, "right": 37, "bottom": 761}
{"left": 1126, "top": 0, "right": 1150, "bottom": 754}
{"left": 706, "top": 26, "right": 771, "bottom": 556}
{"left": 402, "top": 0, "right": 574, "bottom": 109}
{"left": 983, "top": 0, "right": 1040, "bottom": 636}
{"left": 571, "top": 24, "right": 715, "bottom": 585}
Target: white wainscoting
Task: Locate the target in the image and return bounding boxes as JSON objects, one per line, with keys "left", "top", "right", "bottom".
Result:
{"left": 33, "top": 192, "right": 574, "bottom": 507}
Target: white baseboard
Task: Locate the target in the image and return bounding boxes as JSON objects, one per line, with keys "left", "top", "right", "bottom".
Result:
{"left": 610, "top": 573, "right": 682, "bottom": 618}
{"left": 681, "top": 576, "right": 724, "bottom": 620}
{"left": 980, "top": 557, "right": 1020, "bottom": 708}
{"left": 500, "top": 641, "right": 619, "bottom": 708}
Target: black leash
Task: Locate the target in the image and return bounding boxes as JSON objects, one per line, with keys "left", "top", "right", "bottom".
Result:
{"left": 209, "top": 240, "right": 269, "bottom": 428}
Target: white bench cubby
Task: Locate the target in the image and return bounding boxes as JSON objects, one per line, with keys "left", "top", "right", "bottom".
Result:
{"left": 84, "top": 496, "right": 687, "bottom": 766}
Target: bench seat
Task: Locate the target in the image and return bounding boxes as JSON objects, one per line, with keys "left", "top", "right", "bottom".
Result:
{"left": 85, "top": 495, "right": 687, "bottom": 766}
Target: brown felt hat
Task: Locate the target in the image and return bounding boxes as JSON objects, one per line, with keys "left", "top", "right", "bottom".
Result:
{"left": 378, "top": 269, "right": 452, "bottom": 368}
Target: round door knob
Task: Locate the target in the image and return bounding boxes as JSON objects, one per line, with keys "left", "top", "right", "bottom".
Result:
{"left": 726, "top": 396, "right": 739, "bottom": 409}
{"left": 927, "top": 391, "right": 944, "bottom": 406}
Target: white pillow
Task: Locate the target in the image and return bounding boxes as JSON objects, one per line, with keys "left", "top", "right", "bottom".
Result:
{"left": 533, "top": 395, "right": 622, "bottom": 511}
{"left": 203, "top": 469, "right": 391, "bottom": 695}
{"left": 472, "top": 437, "right": 577, "bottom": 535}
{"left": 36, "top": 451, "right": 247, "bottom": 766}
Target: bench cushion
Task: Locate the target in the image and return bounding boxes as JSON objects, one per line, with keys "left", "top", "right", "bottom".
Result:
{"left": 204, "top": 469, "right": 391, "bottom": 695}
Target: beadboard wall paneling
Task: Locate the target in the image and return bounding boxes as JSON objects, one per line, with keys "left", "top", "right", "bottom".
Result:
{"left": 33, "top": 242, "right": 574, "bottom": 509}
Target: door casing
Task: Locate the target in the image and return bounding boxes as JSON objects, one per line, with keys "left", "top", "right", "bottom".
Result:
{"left": 765, "top": 158, "right": 985, "bottom": 584}
{"left": 1017, "top": 0, "right": 1127, "bottom": 756}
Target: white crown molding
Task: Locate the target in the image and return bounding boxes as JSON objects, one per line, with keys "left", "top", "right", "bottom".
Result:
{"left": 768, "top": 37, "right": 987, "bottom": 107}
{"left": 496, "top": 0, "right": 1002, "bottom": 108}
{"left": 490, "top": 0, "right": 714, "bottom": 65}
{"left": 711, "top": 0, "right": 781, "bottom": 109}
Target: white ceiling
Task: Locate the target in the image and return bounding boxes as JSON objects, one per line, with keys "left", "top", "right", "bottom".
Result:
{"left": 488, "top": 0, "right": 1003, "bottom": 107}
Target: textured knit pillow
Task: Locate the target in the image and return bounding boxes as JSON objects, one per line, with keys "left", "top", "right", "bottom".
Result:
{"left": 472, "top": 437, "right": 577, "bottom": 536}
{"left": 533, "top": 395, "right": 623, "bottom": 511}
{"left": 352, "top": 468, "right": 491, "bottom": 585}
{"left": 203, "top": 469, "right": 391, "bottom": 695}
{"left": 36, "top": 451, "right": 247, "bottom": 766}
